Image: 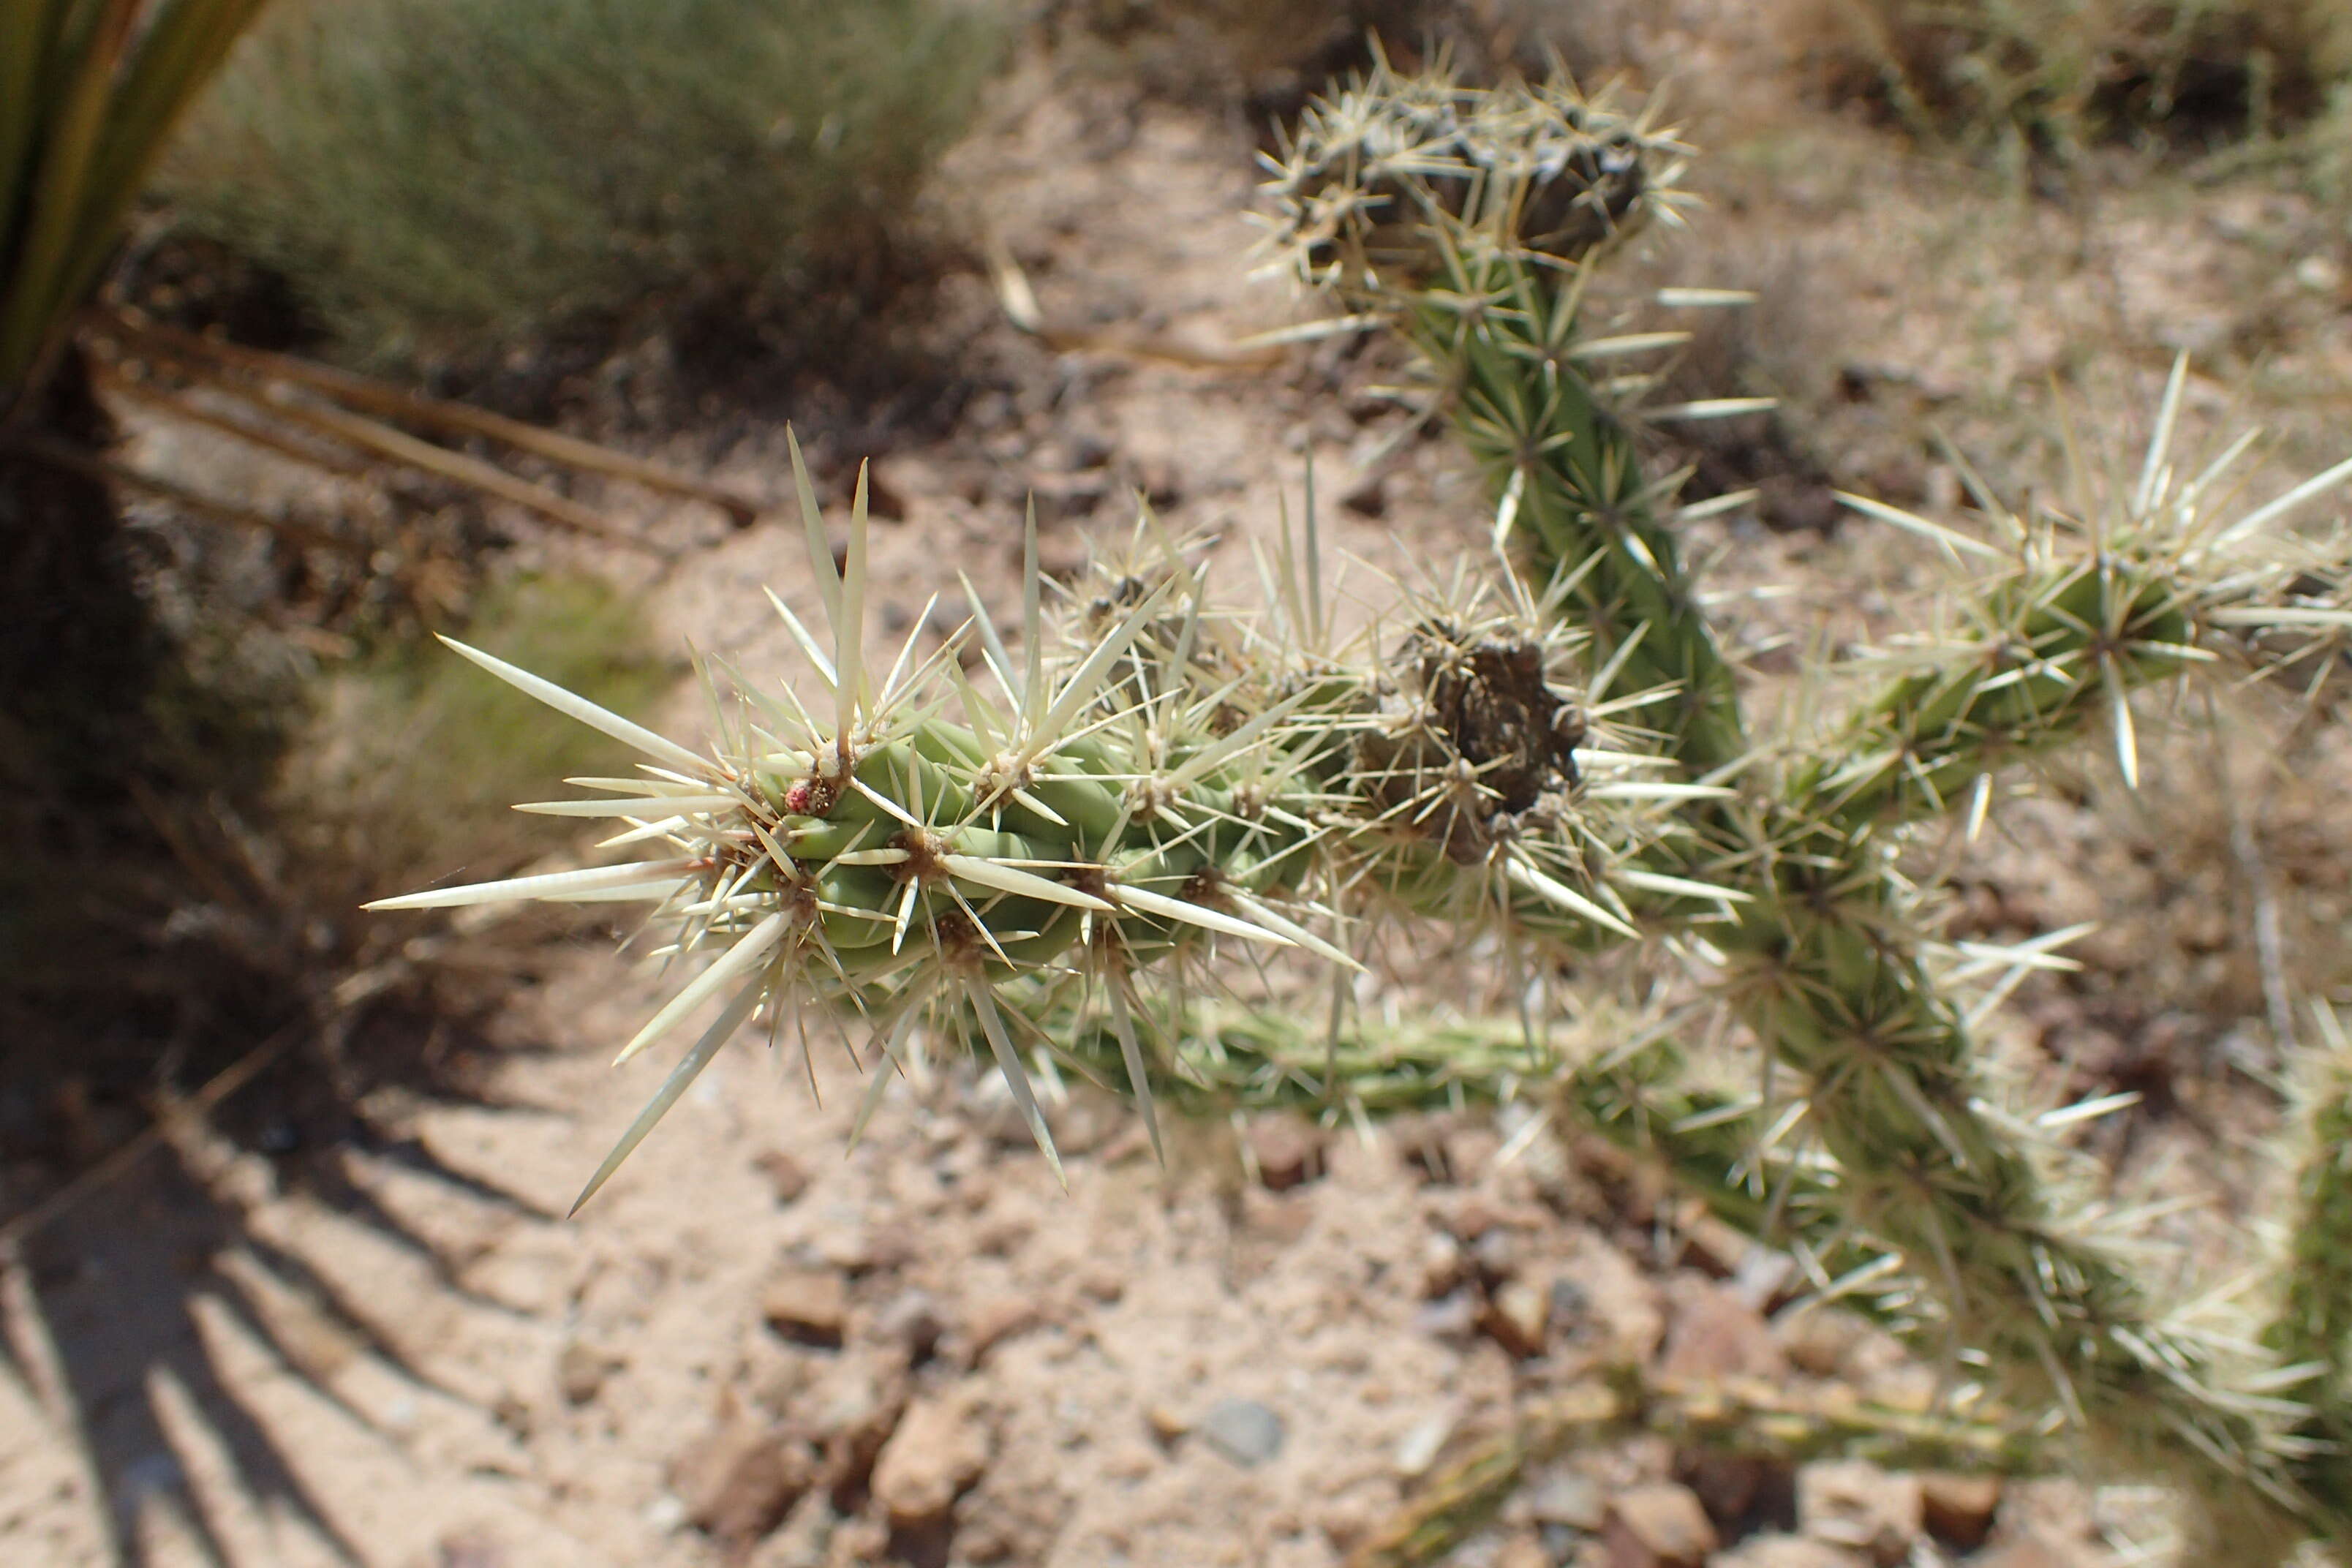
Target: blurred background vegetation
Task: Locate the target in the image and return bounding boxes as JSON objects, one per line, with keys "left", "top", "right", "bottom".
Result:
{"left": 157, "top": 0, "right": 1003, "bottom": 371}
{"left": 1803, "top": 0, "right": 2352, "bottom": 168}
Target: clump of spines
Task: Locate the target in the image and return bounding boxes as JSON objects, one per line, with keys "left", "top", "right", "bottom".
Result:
{"left": 368, "top": 438, "right": 1708, "bottom": 1210}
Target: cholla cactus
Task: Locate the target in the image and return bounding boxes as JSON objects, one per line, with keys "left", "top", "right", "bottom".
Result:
{"left": 372, "top": 56, "right": 2352, "bottom": 1559}
{"left": 1259, "top": 54, "right": 2352, "bottom": 1556}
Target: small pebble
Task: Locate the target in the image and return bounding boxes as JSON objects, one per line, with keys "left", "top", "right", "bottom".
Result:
{"left": 1483, "top": 1278, "right": 1552, "bottom": 1358}
{"left": 1247, "top": 1116, "right": 1325, "bottom": 1191}
{"left": 1196, "top": 1398, "right": 1286, "bottom": 1469}
{"left": 1526, "top": 1467, "right": 1605, "bottom": 1531}
{"left": 761, "top": 1268, "right": 849, "bottom": 1349}
{"left": 557, "top": 1341, "right": 611, "bottom": 1406}
{"left": 1413, "top": 1290, "right": 1480, "bottom": 1342}
{"left": 1919, "top": 1471, "right": 2002, "bottom": 1548}
{"left": 1605, "top": 1482, "right": 1718, "bottom": 1568}
{"left": 752, "top": 1149, "right": 809, "bottom": 1204}
{"left": 1395, "top": 1410, "right": 1455, "bottom": 1477}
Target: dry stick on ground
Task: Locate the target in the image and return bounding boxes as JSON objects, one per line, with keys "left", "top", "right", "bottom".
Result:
{"left": 88, "top": 328, "right": 666, "bottom": 551}
{"left": 95, "top": 359, "right": 374, "bottom": 476}
{"left": 90, "top": 308, "right": 764, "bottom": 524}
{"left": 1346, "top": 1371, "right": 2047, "bottom": 1568}
{"left": 0, "top": 428, "right": 372, "bottom": 559}
{"left": 253, "top": 391, "right": 658, "bottom": 550}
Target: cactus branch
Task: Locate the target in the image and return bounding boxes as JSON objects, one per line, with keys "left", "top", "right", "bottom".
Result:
{"left": 1265, "top": 59, "right": 2352, "bottom": 1552}
{"left": 369, "top": 449, "right": 1740, "bottom": 1211}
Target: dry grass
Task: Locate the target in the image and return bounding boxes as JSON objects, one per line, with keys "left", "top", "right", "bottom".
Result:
{"left": 1795, "top": 0, "right": 2352, "bottom": 167}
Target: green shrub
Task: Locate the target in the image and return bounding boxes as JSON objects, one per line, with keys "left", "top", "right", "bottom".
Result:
{"left": 159, "top": 0, "right": 1003, "bottom": 364}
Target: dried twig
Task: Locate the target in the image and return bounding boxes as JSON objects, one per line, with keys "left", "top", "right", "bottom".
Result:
{"left": 91, "top": 307, "right": 763, "bottom": 524}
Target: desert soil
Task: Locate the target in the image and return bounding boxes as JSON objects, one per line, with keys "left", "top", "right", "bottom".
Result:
{"left": 6, "top": 7, "right": 2351, "bottom": 1567}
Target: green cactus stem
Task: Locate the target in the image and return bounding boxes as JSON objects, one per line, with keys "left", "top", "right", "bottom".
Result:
{"left": 367, "top": 445, "right": 1749, "bottom": 1209}
{"left": 2269, "top": 1006, "right": 2352, "bottom": 1521}
{"left": 1349, "top": 1368, "right": 2047, "bottom": 1568}
{"left": 1265, "top": 59, "right": 2352, "bottom": 1550}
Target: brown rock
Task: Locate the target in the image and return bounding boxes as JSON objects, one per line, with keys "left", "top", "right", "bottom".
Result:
{"left": 1482, "top": 1278, "right": 1552, "bottom": 1358}
{"left": 1247, "top": 1115, "right": 1326, "bottom": 1191}
{"left": 1711, "top": 1532, "right": 1866, "bottom": 1568}
{"left": 556, "top": 1341, "right": 613, "bottom": 1406}
{"left": 1418, "top": 1232, "right": 1466, "bottom": 1297}
{"left": 752, "top": 1149, "right": 809, "bottom": 1204}
{"left": 1660, "top": 1281, "right": 1785, "bottom": 1382}
{"left": 1338, "top": 472, "right": 1387, "bottom": 518}
{"left": 960, "top": 1292, "right": 1044, "bottom": 1364}
{"left": 1492, "top": 1534, "right": 1550, "bottom": 1568}
{"left": 874, "top": 1289, "right": 946, "bottom": 1361}
{"left": 1562, "top": 1235, "right": 1664, "bottom": 1360}
{"left": 800, "top": 1346, "right": 909, "bottom": 1490}
{"left": 1774, "top": 1305, "right": 1869, "bottom": 1378}
{"left": 1797, "top": 1461, "right": 1923, "bottom": 1567}
{"left": 761, "top": 1268, "right": 848, "bottom": 1349}
{"left": 669, "top": 1401, "right": 811, "bottom": 1542}
{"left": 1678, "top": 1450, "right": 1775, "bottom": 1525}
{"left": 1918, "top": 1471, "right": 2002, "bottom": 1548}
{"left": 1316, "top": 1493, "right": 1385, "bottom": 1553}
{"left": 870, "top": 1393, "right": 990, "bottom": 1527}
{"left": 1603, "top": 1482, "right": 1719, "bottom": 1568}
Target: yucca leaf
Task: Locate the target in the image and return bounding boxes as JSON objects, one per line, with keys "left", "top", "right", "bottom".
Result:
{"left": 1, "top": 0, "right": 275, "bottom": 398}
{"left": 0, "top": 0, "right": 134, "bottom": 383}
{"left": 0, "top": 0, "right": 64, "bottom": 271}
{"left": 50, "top": 0, "right": 274, "bottom": 333}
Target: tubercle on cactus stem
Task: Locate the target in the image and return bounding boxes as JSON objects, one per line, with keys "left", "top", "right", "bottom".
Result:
{"left": 366, "top": 427, "right": 1754, "bottom": 1215}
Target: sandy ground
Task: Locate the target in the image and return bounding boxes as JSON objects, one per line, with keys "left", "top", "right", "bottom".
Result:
{"left": 7, "top": 9, "right": 2352, "bottom": 1567}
